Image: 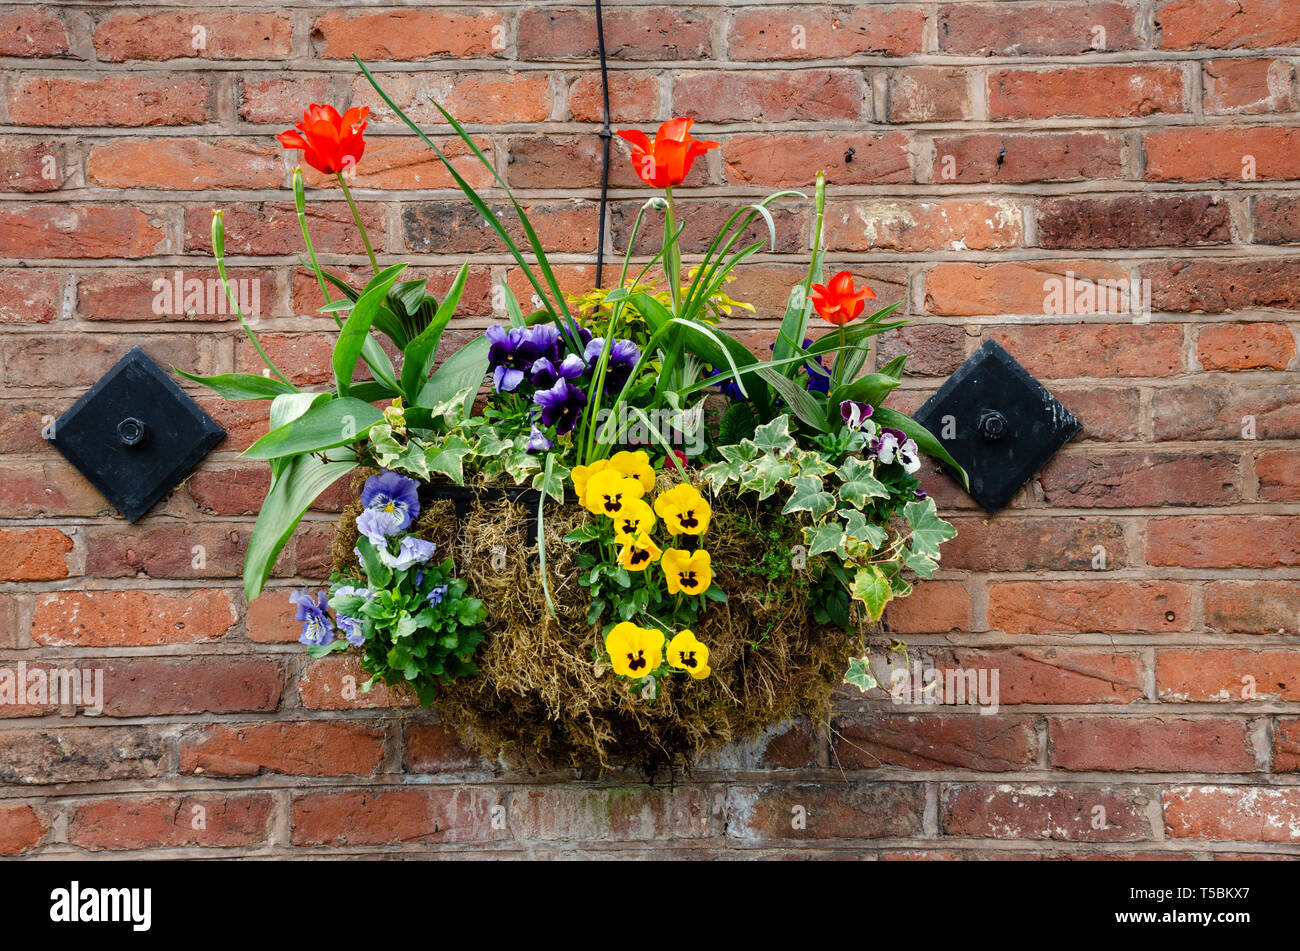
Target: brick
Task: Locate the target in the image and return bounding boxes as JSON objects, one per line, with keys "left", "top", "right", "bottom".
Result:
{"left": 729, "top": 7, "right": 925, "bottom": 60}
{"left": 941, "top": 2, "right": 1140, "bottom": 54}
{"left": 240, "top": 76, "right": 332, "bottom": 124}
{"left": 888, "top": 67, "right": 972, "bottom": 123}
{"left": 312, "top": 9, "right": 502, "bottom": 60}
{"left": 1203, "top": 581, "right": 1300, "bottom": 635}
{"left": 990, "top": 324, "right": 1184, "bottom": 379}
{"left": 611, "top": 198, "right": 806, "bottom": 256}
{"left": 1145, "top": 127, "right": 1300, "bottom": 182}
{"left": 882, "top": 580, "right": 972, "bottom": 634}
{"left": 1152, "top": 385, "right": 1300, "bottom": 441}
{"left": 184, "top": 202, "right": 383, "bottom": 256}
{"left": 989, "top": 581, "right": 1193, "bottom": 634}
{"left": 1197, "top": 323, "right": 1295, "bottom": 371}
{"left": 0, "top": 460, "right": 112, "bottom": 518}
{"left": 1204, "top": 59, "right": 1294, "bottom": 114}
{"left": 0, "top": 269, "right": 61, "bottom": 322}
{"left": 180, "top": 722, "right": 384, "bottom": 777}
{"left": 403, "top": 722, "right": 487, "bottom": 772}
{"left": 1041, "top": 450, "right": 1240, "bottom": 508}
{"left": 76, "top": 267, "right": 279, "bottom": 322}
{"left": 300, "top": 136, "right": 493, "bottom": 191}
{"left": 234, "top": 333, "right": 337, "bottom": 387}
{"left": 0, "top": 595, "right": 18, "bottom": 648}
{"left": 292, "top": 265, "right": 493, "bottom": 319}
{"left": 0, "top": 527, "right": 72, "bottom": 581}
{"left": 1038, "top": 194, "right": 1231, "bottom": 249}
{"left": 188, "top": 459, "right": 352, "bottom": 516}
{"left": 0, "top": 803, "right": 47, "bottom": 855}
{"left": 1157, "top": 649, "right": 1300, "bottom": 702}
{"left": 85, "top": 523, "right": 253, "bottom": 578}
{"left": 0, "top": 137, "right": 68, "bottom": 192}
{"left": 69, "top": 794, "right": 273, "bottom": 851}
{"left": 405, "top": 200, "right": 599, "bottom": 256}
{"left": 942, "top": 517, "right": 1127, "bottom": 571}
{"left": 9, "top": 74, "right": 210, "bottom": 127}
{"left": 446, "top": 73, "right": 552, "bottom": 124}
{"left": 1274, "top": 720, "right": 1300, "bottom": 771}
{"left": 1148, "top": 516, "right": 1300, "bottom": 567}
{"left": 990, "top": 65, "right": 1186, "bottom": 119}
{"left": 511, "top": 134, "right": 684, "bottom": 189}
{"left": 932, "top": 132, "right": 1124, "bottom": 183}
{"left": 518, "top": 7, "right": 713, "bottom": 61}
{"left": 724, "top": 132, "right": 910, "bottom": 187}
{"left": 1050, "top": 717, "right": 1255, "bottom": 772}
{"left": 925, "top": 260, "right": 1133, "bottom": 317}
{"left": 98, "top": 659, "right": 281, "bottom": 716}
{"left": 933, "top": 647, "right": 1145, "bottom": 705}
{"left": 87, "top": 138, "right": 282, "bottom": 190}
{"left": 94, "top": 11, "right": 292, "bottom": 61}
{"left": 874, "top": 323, "right": 966, "bottom": 376}
{"left": 727, "top": 783, "right": 924, "bottom": 840}
{"left": 833, "top": 715, "right": 1037, "bottom": 771}
{"left": 1157, "top": 0, "right": 1300, "bottom": 50}
{"left": 702, "top": 718, "right": 822, "bottom": 770}
{"left": 245, "top": 588, "right": 305, "bottom": 643}
{"left": 942, "top": 783, "right": 1151, "bottom": 840}
{"left": 515, "top": 786, "right": 721, "bottom": 841}
{"left": 3, "top": 333, "right": 211, "bottom": 388}
{"left": 0, "top": 205, "right": 165, "bottom": 259}
{"left": 826, "top": 199, "right": 1023, "bottom": 252}
{"left": 31, "top": 589, "right": 237, "bottom": 647}
{"left": 569, "top": 72, "right": 659, "bottom": 123}
{"left": 1147, "top": 259, "right": 1300, "bottom": 312}
{"left": 0, "top": 727, "right": 164, "bottom": 785}
{"left": 1163, "top": 786, "right": 1300, "bottom": 841}
{"left": 291, "top": 787, "right": 500, "bottom": 846}
{"left": 673, "top": 70, "right": 865, "bottom": 122}
{"left": 1058, "top": 387, "right": 1143, "bottom": 442}
{"left": 1252, "top": 195, "right": 1300, "bottom": 243}
{"left": 298, "top": 655, "right": 418, "bottom": 710}
{"left": 1258, "top": 451, "right": 1300, "bottom": 500}
{"left": 0, "top": 10, "right": 70, "bottom": 57}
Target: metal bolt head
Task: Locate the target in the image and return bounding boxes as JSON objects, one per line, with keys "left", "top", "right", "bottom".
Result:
{"left": 117, "top": 416, "right": 146, "bottom": 447}
{"left": 978, "top": 410, "right": 1008, "bottom": 441}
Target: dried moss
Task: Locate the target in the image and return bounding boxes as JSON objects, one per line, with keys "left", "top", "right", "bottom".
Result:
{"left": 331, "top": 471, "right": 867, "bottom": 772}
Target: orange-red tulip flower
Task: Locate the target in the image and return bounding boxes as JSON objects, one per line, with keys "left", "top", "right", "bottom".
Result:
{"left": 616, "top": 118, "right": 718, "bottom": 188}
{"left": 810, "top": 271, "right": 875, "bottom": 326}
{"left": 277, "top": 104, "right": 369, "bottom": 176}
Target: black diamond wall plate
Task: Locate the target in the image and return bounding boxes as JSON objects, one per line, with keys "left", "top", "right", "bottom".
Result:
{"left": 913, "top": 339, "right": 1080, "bottom": 514}
{"left": 48, "top": 346, "right": 225, "bottom": 522}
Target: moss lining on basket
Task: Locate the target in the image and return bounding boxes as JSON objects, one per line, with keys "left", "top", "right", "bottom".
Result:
{"left": 330, "top": 470, "right": 867, "bottom": 772}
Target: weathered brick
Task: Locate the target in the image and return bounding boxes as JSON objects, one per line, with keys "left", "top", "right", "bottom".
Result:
{"left": 240, "top": 76, "right": 332, "bottom": 124}
{"left": 298, "top": 655, "right": 418, "bottom": 710}
{"left": 9, "top": 74, "right": 210, "bottom": 127}
{"left": 0, "top": 269, "right": 61, "bottom": 322}
{"left": 0, "top": 137, "right": 69, "bottom": 192}
{"left": 1147, "top": 259, "right": 1300, "bottom": 312}
{"left": 1196, "top": 323, "right": 1295, "bottom": 371}
{"left": 85, "top": 521, "right": 249, "bottom": 578}
{"left": 518, "top": 7, "right": 712, "bottom": 61}
{"left": 87, "top": 138, "right": 282, "bottom": 190}
{"left": 1147, "top": 516, "right": 1300, "bottom": 567}
{"left": 95, "top": 11, "right": 292, "bottom": 61}
{"left": 97, "top": 659, "right": 282, "bottom": 717}
{"left": 989, "top": 65, "right": 1186, "bottom": 119}
{"left": 1157, "top": 649, "right": 1300, "bottom": 702}
{"left": 0, "top": 727, "right": 164, "bottom": 785}
{"left": 1038, "top": 195, "right": 1231, "bottom": 249}
{"left": 403, "top": 722, "right": 488, "bottom": 773}
{"left": 1274, "top": 720, "right": 1300, "bottom": 771}
{"left": 1157, "top": 0, "right": 1300, "bottom": 50}
{"left": 989, "top": 581, "right": 1193, "bottom": 634}
{"left": 0, "top": 205, "right": 165, "bottom": 259}
{"left": 730, "top": 7, "right": 925, "bottom": 59}
{"left": 569, "top": 72, "right": 659, "bottom": 122}
{"left": 0, "top": 803, "right": 48, "bottom": 855}
{"left": 1204, "top": 59, "right": 1294, "bottom": 114}
{"left": 1203, "top": 581, "right": 1300, "bottom": 635}
{"left": 724, "top": 132, "right": 910, "bottom": 187}
{"left": 925, "top": 260, "right": 1133, "bottom": 317}
{"left": 826, "top": 199, "right": 1023, "bottom": 252}
{"left": 514, "top": 786, "right": 721, "bottom": 841}
{"left": 180, "top": 722, "right": 384, "bottom": 777}
{"left": 1152, "top": 385, "right": 1300, "bottom": 441}
{"left": 673, "top": 70, "right": 865, "bottom": 122}
{"left": 0, "top": 10, "right": 70, "bottom": 57}
{"left": 1257, "top": 451, "right": 1300, "bottom": 501}
{"left": 1163, "top": 786, "right": 1300, "bottom": 841}
{"left": 932, "top": 132, "right": 1124, "bottom": 183}
{"left": 291, "top": 787, "right": 501, "bottom": 846}
{"left": 933, "top": 647, "right": 1145, "bottom": 705}
{"left": 942, "top": 517, "right": 1126, "bottom": 571}
{"left": 989, "top": 324, "right": 1184, "bottom": 378}
{"left": 1145, "top": 127, "right": 1300, "bottom": 182}
{"left": 940, "top": 2, "right": 1141, "bottom": 55}
{"left": 69, "top": 794, "right": 273, "bottom": 851}
{"left": 1050, "top": 717, "right": 1255, "bottom": 772}
{"left": 888, "top": 67, "right": 972, "bottom": 122}
{"left": 943, "top": 783, "right": 1152, "bottom": 840}
{"left": 727, "top": 783, "right": 925, "bottom": 840}
{"left": 31, "top": 589, "right": 237, "bottom": 647}
{"left": 0, "top": 527, "right": 72, "bottom": 581}
{"left": 833, "top": 715, "right": 1037, "bottom": 771}
{"left": 882, "top": 580, "right": 972, "bottom": 634}
{"left": 611, "top": 198, "right": 806, "bottom": 256}
{"left": 76, "top": 267, "right": 279, "bottom": 322}
{"left": 1039, "top": 450, "right": 1240, "bottom": 507}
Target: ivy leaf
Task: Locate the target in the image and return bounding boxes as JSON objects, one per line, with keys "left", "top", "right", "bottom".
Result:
{"left": 426, "top": 435, "right": 473, "bottom": 483}
{"left": 718, "top": 440, "right": 759, "bottom": 465}
{"left": 752, "top": 415, "right": 798, "bottom": 456}
{"left": 903, "top": 548, "right": 940, "bottom": 579}
{"left": 844, "top": 656, "right": 878, "bottom": 693}
{"left": 841, "top": 509, "right": 888, "bottom": 551}
{"left": 836, "top": 457, "right": 888, "bottom": 508}
{"left": 742, "top": 453, "right": 797, "bottom": 500}
{"left": 791, "top": 449, "right": 836, "bottom": 478}
{"left": 850, "top": 564, "right": 893, "bottom": 621}
{"left": 700, "top": 459, "right": 743, "bottom": 490}
{"left": 805, "top": 522, "right": 847, "bottom": 558}
{"left": 782, "top": 475, "right": 836, "bottom": 519}
{"left": 531, "top": 457, "right": 570, "bottom": 503}
{"left": 472, "top": 429, "right": 513, "bottom": 458}
{"left": 903, "top": 497, "right": 956, "bottom": 558}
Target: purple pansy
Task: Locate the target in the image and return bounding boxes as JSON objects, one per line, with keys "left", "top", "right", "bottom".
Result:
{"left": 378, "top": 536, "right": 437, "bottom": 571}
{"left": 529, "top": 353, "right": 586, "bottom": 389}
{"left": 427, "top": 584, "right": 449, "bottom": 607}
{"left": 356, "top": 470, "right": 420, "bottom": 543}
{"left": 290, "top": 589, "right": 334, "bottom": 647}
{"left": 335, "top": 614, "right": 366, "bottom": 647}
{"left": 486, "top": 324, "right": 563, "bottom": 393}
{"left": 707, "top": 368, "right": 745, "bottom": 401}
{"left": 872, "top": 427, "right": 921, "bottom": 474}
{"left": 840, "top": 399, "right": 877, "bottom": 438}
{"left": 526, "top": 423, "right": 554, "bottom": 454}
{"left": 584, "top": 337, "right": 641, "bottom": 393}
{"left": 533, "top": 378, "right": 588, "bottom": 435}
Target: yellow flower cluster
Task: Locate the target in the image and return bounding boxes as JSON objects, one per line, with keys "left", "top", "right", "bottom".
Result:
{"left": 605, "top": 623, "right": 711, "bottom": 681}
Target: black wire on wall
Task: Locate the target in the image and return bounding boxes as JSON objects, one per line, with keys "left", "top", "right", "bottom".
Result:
{"left": 594, "top": 0, "right": 612, "bottom": 289}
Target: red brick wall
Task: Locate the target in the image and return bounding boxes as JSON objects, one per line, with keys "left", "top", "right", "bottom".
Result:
{"left": 2, "top": 1, "right": 1298, "bottom": 858}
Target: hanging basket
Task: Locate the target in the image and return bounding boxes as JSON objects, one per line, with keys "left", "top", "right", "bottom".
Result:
{"left": 327, "top": 471, "right": 865, "bottom": 772}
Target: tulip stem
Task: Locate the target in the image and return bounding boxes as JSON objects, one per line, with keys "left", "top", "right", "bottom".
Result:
{"left": 294, "top": 170, "right": 341, "bottom": 329}
{"left": 835, "top": 324, "right": 847, "bottom": 387}
{"left": 663, "top": 185, "right": 681, "bottom": 314}
{"left": 337, "top": 172, "right": 379, "bottom": 274}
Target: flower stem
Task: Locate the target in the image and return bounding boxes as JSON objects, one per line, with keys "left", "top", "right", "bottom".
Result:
{"left": 294, "top": 169, "right": 341, "bottom": 328}
{"left": 337, "top": 172, "right": 379, "bottom": 274}
{"left": 663, "top": 185, "right": 681, "bottom": 314}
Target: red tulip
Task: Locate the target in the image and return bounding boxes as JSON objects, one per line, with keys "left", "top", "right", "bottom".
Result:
{"left": 810, "top": 271, "right": 875, "bottom": 326}
{"left": 277, "top": 104, "right": 369, "bottom": 176}
{"left": 616, "top": 118, "right": 718, "bottom": 188}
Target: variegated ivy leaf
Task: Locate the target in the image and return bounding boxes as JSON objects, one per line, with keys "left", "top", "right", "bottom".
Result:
{"left": 369, "top": 423, "right": 404, "bottom": 466}
{"left": 741, "top": 453, "right": 797, "bottom": 500}
{"left": 425, "top": 435, "right": 472, "bottom": 482}
{"left": 804, "top": 521, "right": 847, "bottom": 558}
{"left": 841, "top": 509, "right": 888, "bottom": 551}
{"left": 532, "top": 458, "right": 571, "bottom": 503}
{"left": 850, "top": 564, "right": 893, "bottom": 621}
{"left": 701, "top": 459, "right": 744, "bottom": 490}
{"left": 782, "top": 475, "right": 836, "bottom": 519}
{"left": 903, "top": 497, "right": 956, "bottom": 559}
{"left": 791, "top": 449, "right": 836, "bottom": 478}
{"left": 472, "top": 429, "right": 513, "bottom": 458}
{"left": 844, "top": 656, "right": 878, "bottom": 693}
{"left": 426, "top": 386, "right": 475, "bottom": 427}
{"left": 903, "top": 548, "right": 940, "bottom": 579}
{"left": 836, "top": 457, "right": 889, "bottom": 508}
{"left": 718, "top": 441, "right": 759, "bottom": 466}
{"left": 752, "top": 416, "right": 797, "bottom": 456}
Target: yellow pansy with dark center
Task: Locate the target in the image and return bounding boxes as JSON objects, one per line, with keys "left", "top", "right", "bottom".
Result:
{"left": 661, "top": 548, "right": 712, "bottom": 596}
{"left": 617, "top": 534, "right": 662, "bottom": 572}
{"left": 613, "top": 498, "right": 656, "bottom": 542}
{"left": 605, "top": 622, "right": 664, "bottom": 678}
{"left": 583, "top": 469, "right": 645, "bottom": 518}
{"left": 609, "top": 450, "right": 656, "bottom": 493}
{"left": 653, "top": 483, "right": 711, "bottom": 535}
{"left": 571, "top": 459, "right": 612, "bottom": 507}
{"left": 667, "top": 630, "right": 711, "bottom": 680}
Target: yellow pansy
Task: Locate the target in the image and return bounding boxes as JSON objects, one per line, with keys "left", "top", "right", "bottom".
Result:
{"left": 610, "top": 450, "right": 656, "bottom": 493}
{"left": 653, "top": 483, "right": 711, "bottom": 535}
{"left": 605, "top": 622, "right": 664, "bottom": 678}
{"left": 617, "top": 534, "right": 663, "bottom": 572}
{"left": 667, "top": 630, "right": 711, "bottom": 680}
{"left": 661, "top": 548, "right": 712, "bottom": 596}
{"left": 612, "top": 498, "right": 656, "bottom": 541}
{"left": 571, "top": 459, "right": 613, "bottom": 507}
{"left": 583, "top": 468, "right": 645, "bottom": 518}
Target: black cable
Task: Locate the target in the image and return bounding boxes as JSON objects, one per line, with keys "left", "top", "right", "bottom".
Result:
{"left": 594, "top": 0, "right": 612, "bottom": 289}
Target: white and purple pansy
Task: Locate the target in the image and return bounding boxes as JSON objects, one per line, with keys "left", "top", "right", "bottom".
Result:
{"left": 355, "top": 470, "right": 420, "bottom": 545}
{"left": 377, "top": 535, "right": 437, "bottom": 571}
{"left": 289, "top": 589, "right": 334, "bottom": 646}
{"left": 872, "top": 427, "right": 921, "bottom": 474}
